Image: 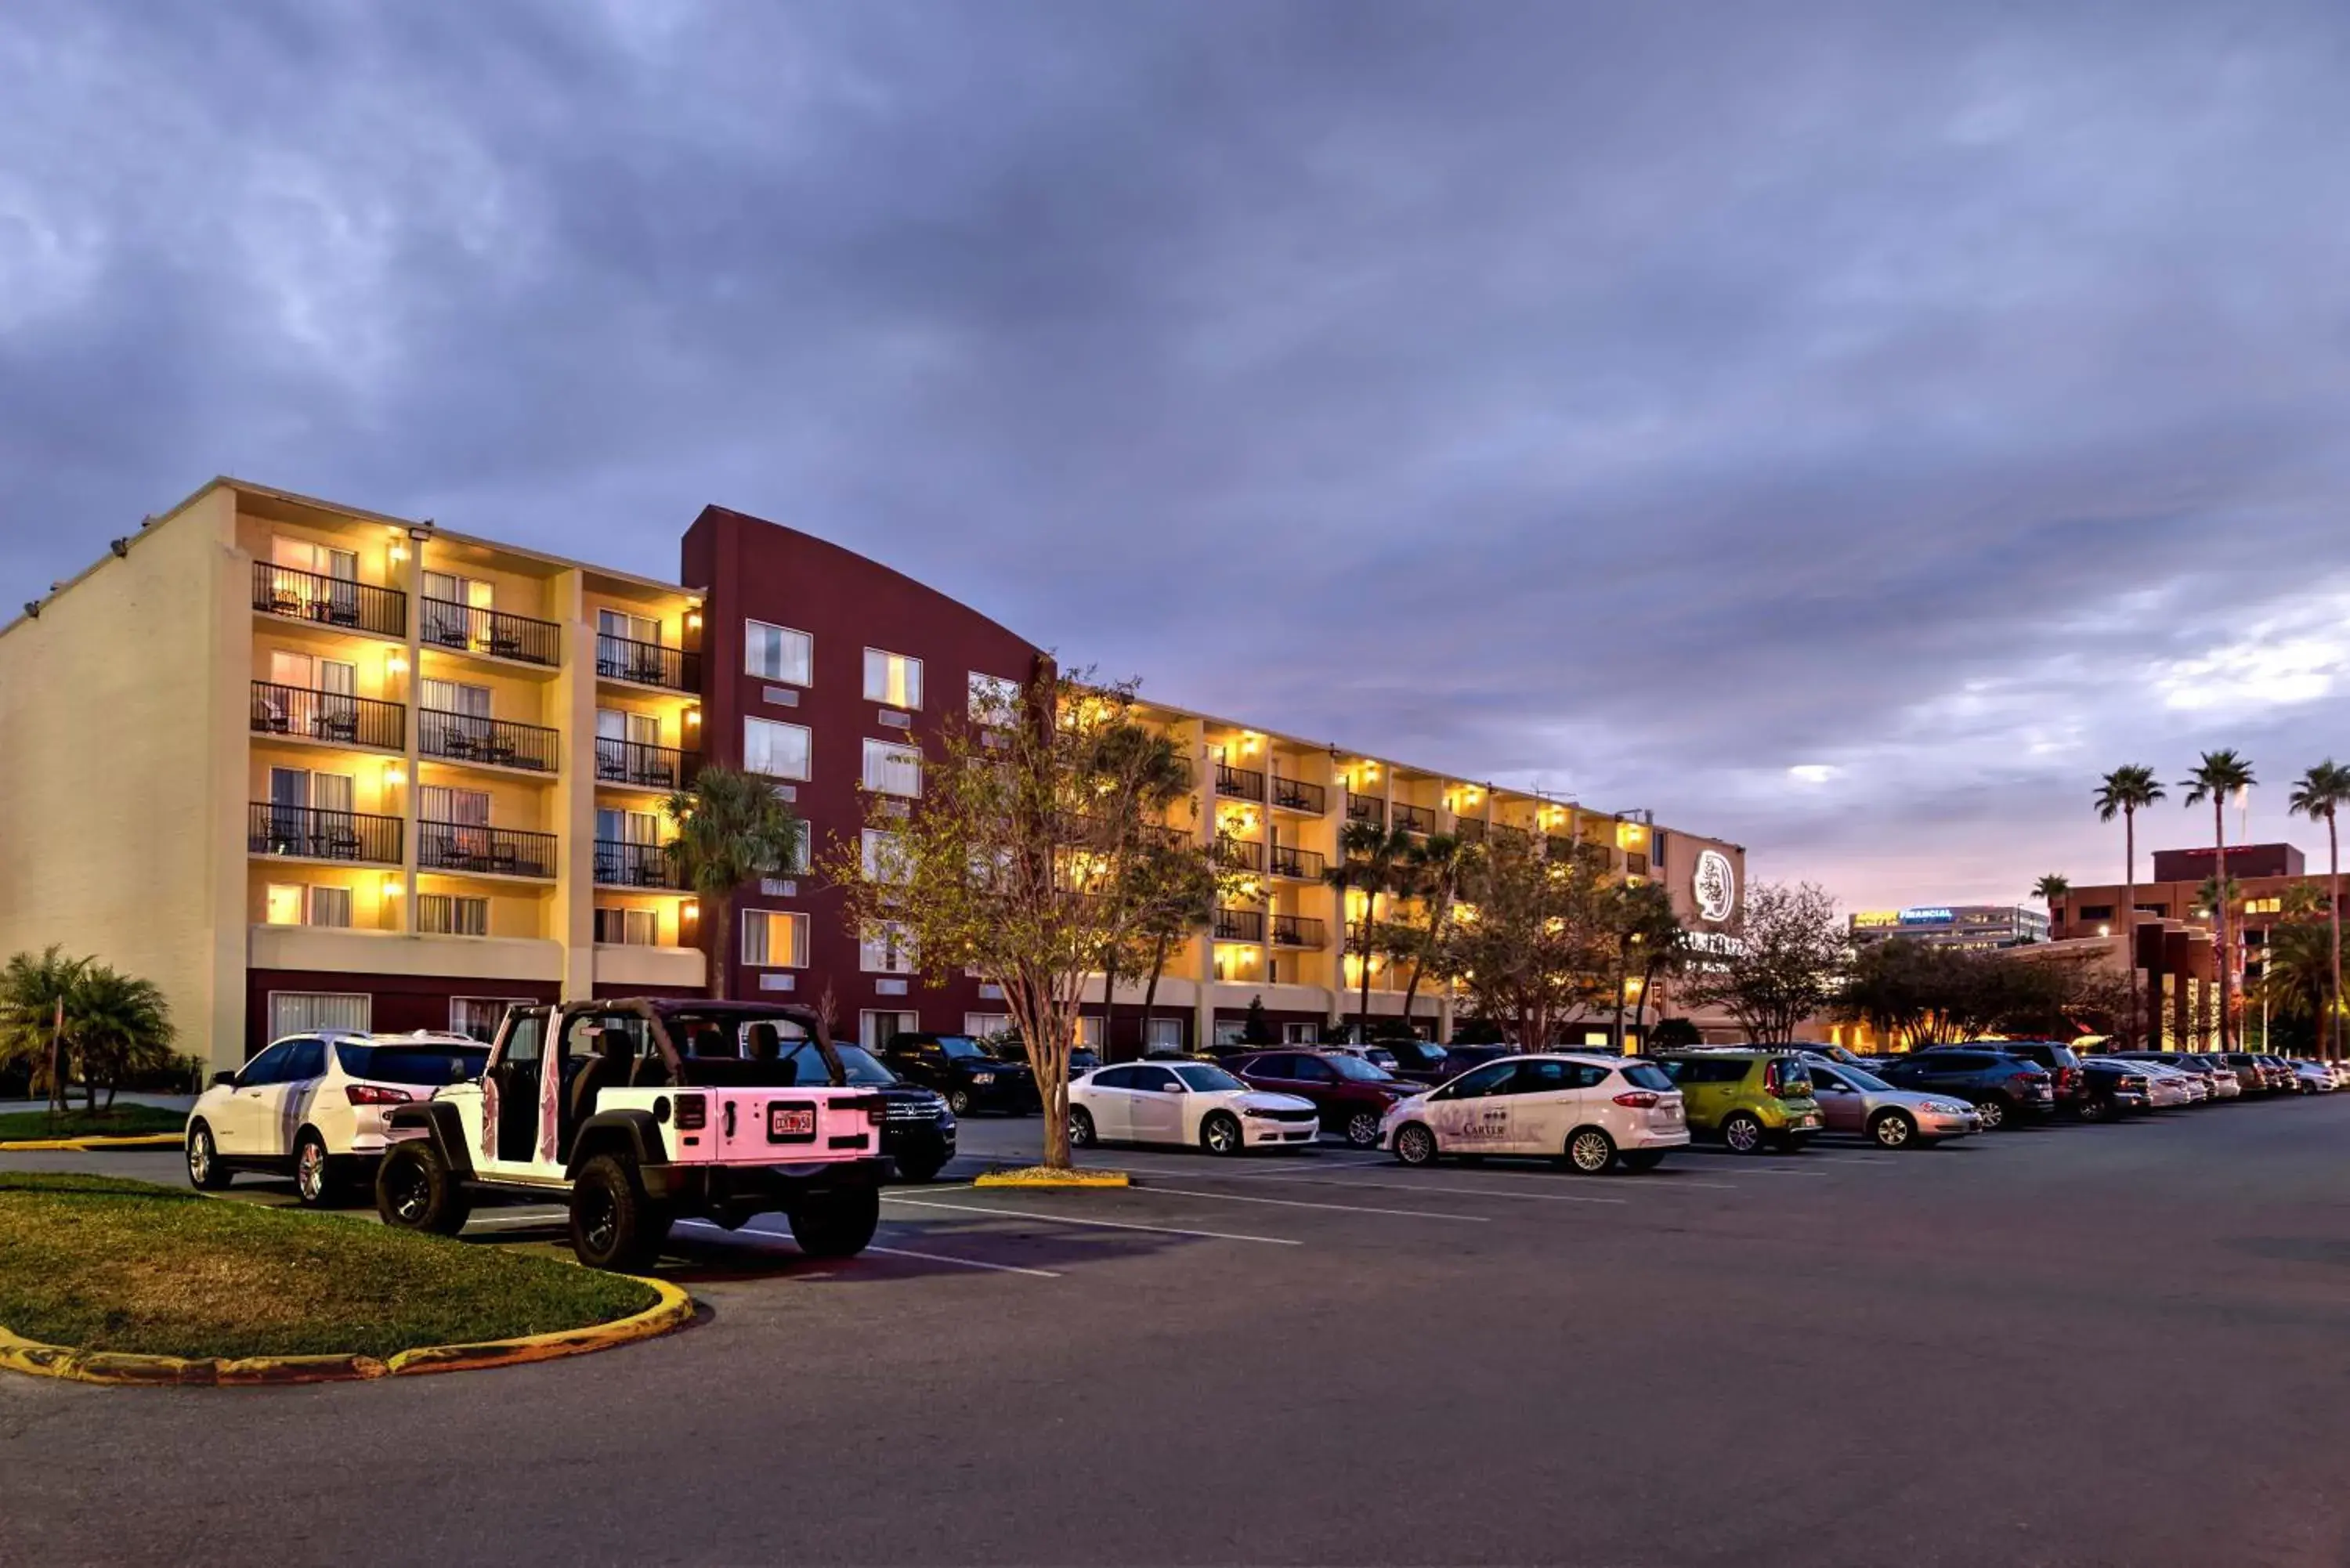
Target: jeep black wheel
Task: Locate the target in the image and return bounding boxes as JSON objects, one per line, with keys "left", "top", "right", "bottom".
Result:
{"left": 569, "top": 1153, "right": 671, "bottom": 1271}
{"left": 186, "top": 1121, "right": 232, "bottom": 1191}
{"left": 789, "top": 1183, "right": 880, "bottom": 1258}
{"left": 374, "top": 1141, "right": 471, "bottom": 1235}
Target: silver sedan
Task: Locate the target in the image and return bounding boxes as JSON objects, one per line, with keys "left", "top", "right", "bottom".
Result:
{"left": 1799, "top": 1054, "right": 1982, "bottom": 1148}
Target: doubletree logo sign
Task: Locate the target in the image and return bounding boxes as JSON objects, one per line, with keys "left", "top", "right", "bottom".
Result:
{"left": 1693, "top": 849, "right": 1737, "bottom": 924}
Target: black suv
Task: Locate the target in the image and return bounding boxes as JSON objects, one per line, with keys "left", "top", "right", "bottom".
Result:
{"left": 882, "top": 1032, "right": 1039, "bottom": 1116}
{"left": 1875, "top": 1050, "right": 2055, "bottom": 1130}
{"left": 757, "top": 1033, "right": 957, "bottom": 1183}
{"left": 1927, "top": 1041, "right": 2084, "bottom": 1116}
{"left": 1383, "top": 1039, "right": 1455, "bottom": 1083}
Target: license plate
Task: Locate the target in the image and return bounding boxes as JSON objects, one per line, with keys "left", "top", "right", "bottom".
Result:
{"left": 1658, "top": 1106, "right": 1683, "bottom": 1123}
{"left": 1796, "top": 1115, "right": 1819, "bottom": 1128}
{"left": 768, "top": 1104, "right": 816, "bottom": 1140}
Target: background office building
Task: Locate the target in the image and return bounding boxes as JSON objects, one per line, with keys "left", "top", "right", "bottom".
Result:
{"left": 0, "top": 479, "right": 1747, "bottom": 1071}
{"left": 1848, "top": 905, "right": 2050, "bottom": 950}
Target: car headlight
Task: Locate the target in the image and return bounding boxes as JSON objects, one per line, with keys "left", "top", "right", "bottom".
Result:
{"left": 1935, "top": 1102, "right": 1972, "bottom": 1115}
{"left": 1242, "top": 1106, "right": 1285, "bottom": 1119}
{"left": 969, "top": 1072, "right": 995, "bottom": 1086}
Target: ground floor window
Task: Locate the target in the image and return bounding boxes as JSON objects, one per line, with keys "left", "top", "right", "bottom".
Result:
{"left": 964, "top": 1012, "right": 1012, "bottom": 1040}
{"left": 418, "top": 894, "right": 489, "bottom": 936}
{"left": 269, "top": 992, "right": 370, "bottom": 1039}
{"left": 1282, "top": 1021, "right": 1318, "bottom": 1044}
{"left": 1147, "top": 1017, "right": 1186, "bottom": 1050}
{"left": 1212, "top": 1017, "right": 1246, "bottom": 1046}
{"left": 1074, "top": 1015, "right": 1103, "bottom": 1048}
{"left": 450, "top": 997, "right": 532, "bottom": 1042}
{"left": 862, "top": 1010, "right": 918, "bottom": 1051}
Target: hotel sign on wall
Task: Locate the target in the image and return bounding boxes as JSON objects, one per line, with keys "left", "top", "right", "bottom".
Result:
{"left": 1692, "top": 848, "right": 1737, "bottom": 923}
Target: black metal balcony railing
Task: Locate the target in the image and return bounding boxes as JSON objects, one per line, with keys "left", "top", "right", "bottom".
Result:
{"left": 1271, "top": 774, "right": 1326, "bottom": 814}
{"left": 1454, "top": 817, "right": 1487, "bottom": 843}
{"left": 249, "top": 802, "right": 402, "bottom": 865}
{"left": 1269, "top": 843, "right": 1326, "bottom": 880}
{"left": 1214, "top": 763, "right": 1266, "bottom": 803}
{"left": 1393, "top": 801, "right": 1435, "bottom": 835}
{"left": 420, "top": 821, "right": 559, "bottom": 880}
{"left": 252, "top": 562, "right": 407, "bottom": 639}
{"left": 1272, "top": 912, "right": 1325, "bottom": 948}
{"left": 1492, "top": 822, "right": 1530, "bottom": 846}
{"left": 595, "top": 839, "right": 682, "bottom": 889}
{"left": 1346, "top": 792, "right": 1384, "bottom": 826}
{"left": 249, "top": 681, "right": 404, "bottom": 751}
{"left": 421, "top": 598, "right": 561, "bottom": 667}
{"left": 595, "top": 634, "right": 700, "bottom": 692}
{"left": 595, "top": 736, "right": 698, "bottom": 791}
{"left": 1214, "top": 906, "right": 1266, "bottom": 943}
{"left": 420, "top": 709, "right": 562, "bottom": 773}
{"left": 1215, "top": 838, "right": 1264, "bottom": 873}
{"left": 1546, "top": 834, "right": 1579, "bottom": 860}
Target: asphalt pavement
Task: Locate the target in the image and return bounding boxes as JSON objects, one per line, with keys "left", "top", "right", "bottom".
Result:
{"left": 5, "top": 1098, "right": 2350, "bottom": 1566}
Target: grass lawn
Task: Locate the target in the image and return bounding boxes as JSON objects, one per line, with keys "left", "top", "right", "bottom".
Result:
{"left": 0, "top": 1173, "right": 656, "bottom": 1360}
{"left": 0, "top": 1105, "right": 188, "bottom": 1142}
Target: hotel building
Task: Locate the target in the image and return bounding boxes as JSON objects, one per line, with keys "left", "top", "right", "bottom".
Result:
{"left": 0, "top": 479, "right": 1746, "bottom": 1072}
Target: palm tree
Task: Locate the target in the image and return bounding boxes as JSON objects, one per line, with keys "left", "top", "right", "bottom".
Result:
{"left": 662, "top": 766, "right": 807, "bottom": 999}
{"left": 0, "top": 947, "right": 87, "bottom": 1116}
{"left": 1132, "top": 841, "right": 1220, "bottom": 1057}
{"left": 2288, "top": 760, "right": 2350, "bottom": 1061}
{"left": 1394, "top": 833, "right": 1473, "bottom": 1034}
{"left": 2182, "top": 750, "right": 2256, "bottom": 1052}
{"left": 1604, "top": 879, "right": 1685, "bottom": 1050}
{"left": 67, "top": 963, "right": 175, "bottom": 1111}
{"left": 1326, "top": 820, "right": 1413, "bottom": 1041}
{"left": 2032, "top": 873, "right": 2070, "bottom": 908}
{"left": 2095, "top": 765, "right": 2166, "bottom": 1047}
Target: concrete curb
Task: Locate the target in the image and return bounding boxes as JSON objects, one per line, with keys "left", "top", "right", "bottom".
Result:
{"left": 0, "top": 1133, "right": 185, "bottom": 1152}
{"left": 972, "top": 1168, "right": 1130, "bottom": 1189}
{"left": 0, "top": 1277, "right": 694, "bottom": 1387}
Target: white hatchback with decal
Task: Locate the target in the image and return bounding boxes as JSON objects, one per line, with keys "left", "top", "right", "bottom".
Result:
{"left": 1383, "top": 1053, "right": 1690, "bottom": 1175}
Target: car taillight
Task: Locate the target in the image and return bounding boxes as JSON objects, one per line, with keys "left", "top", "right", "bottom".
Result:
{"left": 1762, "top": 1062, "right": 1781, "bottom": 1097}
{"left": 1613, "top": 1090, "right": 1661, "bottom": 1108}
{"left": 344, "top": 1083, "right": 412, "bottom": 1106}
{"left": 674, "top": 1093, "right": 707, "bottom": 1129}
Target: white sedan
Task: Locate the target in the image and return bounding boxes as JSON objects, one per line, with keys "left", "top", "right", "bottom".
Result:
{"left": 1382, "top": 1053, "right": 1691, "bottom": 1173}
{"left": 1068, "top": 1061, "right": 1319, "bottom": 1154}
{"left": 186, "top": 1030, "right": 488, "bottom": 1205}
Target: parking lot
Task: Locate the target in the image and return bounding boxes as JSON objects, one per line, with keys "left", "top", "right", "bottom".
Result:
{"left": 8, "top": 1096, "right": 2350, "bottom": 1566}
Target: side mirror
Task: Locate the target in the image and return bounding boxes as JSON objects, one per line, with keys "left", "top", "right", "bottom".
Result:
{"left": 212, "top": 1071, "right": 237, "bottom": 1089}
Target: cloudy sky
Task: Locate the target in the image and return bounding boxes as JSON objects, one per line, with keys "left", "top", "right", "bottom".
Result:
{"left": 6, "top": 2, "right": 2348, "bottom": 912}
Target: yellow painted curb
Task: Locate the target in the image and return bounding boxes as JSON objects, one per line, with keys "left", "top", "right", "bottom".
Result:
{"left": 0, "top": 1277, "right": 693, "bottom": 1388}
{"left": 0, "top": 1133, "right": 185, "bottom": 1152}
{"left": 973, "top": 1169, "right": 1130, "bottom": 1189}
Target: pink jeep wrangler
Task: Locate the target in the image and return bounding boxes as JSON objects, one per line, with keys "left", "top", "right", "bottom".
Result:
{"left": 376, "top": 999, "right": 890, "bottom": 1270}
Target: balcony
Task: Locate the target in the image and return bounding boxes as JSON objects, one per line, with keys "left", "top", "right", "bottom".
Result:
{"left": 1546, "top": 834, "right": 1579, "bottom": 860}
{"left": 420, "top": 709, "right": 562, "bottom": 773}
{"left": 1346, "top": 792, "right": 1384, "bottom": 826}
{"left": 1272, "top": 913, "right": 1325, "bottom": 948}
{"left": 1393, "top": 802, "right": 1435, "bottom": 835}
{"left": 420, "top": 821, "right": 559, "bottom": 880}
{"left": 1454, "top": 818, "right": 1487, "bottom": 843}
{"left": 1215, "top": 838, "right": 1264, "bottom": 873}
{"left": 1214, "top": 907, "right": 1265, "bottom": 943}
{"left": 595, "top": 840, "right": 683, "bottom": 889}
{"left": 252, "top": 562, "right": 407, "bottom": 640}
{"left": 249, "top": 681, "right": 404, "bottom": 752}
{"left": 421, "top": 598, "right": 561, "bottom": 668}
{"left": 249, "top": 802, "right": 402, "bottom": 865}
{"left": 1215, "top": 762, "right": 1267, "bottom": 802}
{"left": 595, "top": 737, "right": 698, "bottom": 792}
{"left": 596, "top": 634, "right": 700, "bottom": 692}
{"left": 1269, "top": 843, "right": 1326, "bottom": 880}
{"left": 1270, "top": 774, "right": 1326, "bottom": 815}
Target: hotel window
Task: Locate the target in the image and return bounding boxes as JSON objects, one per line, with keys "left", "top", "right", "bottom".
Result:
{"left": 1145, "top": 1017, "right": 1185, "bottom": 1051}
{"left": 263, "top": 883, "right": 352, "bottom": 928}
{"left": 860, "top": 921, "right": 917, "bottom": 974}
{"left": 2075, "top": 905, "right": 2113, "bottom": 921}
{"left": 786, "top": 819, "right": 812, "bottom": 875}
{"left": 862, "top": 739, "right": 923, "bottom": 797}
{"left": 863, "top": 649, "right": 922, "bottom": 710}
{"left": 594, "top": 908, "right": 660, "bottom": 946}
{"left": 861, "top": 1011, "right": 919, "bottom": 1051}
{"left": 964, "top": 1013, "right": 1013, "bottom": 1040}
{"left": 598, "top": 607, "right": 662, "bottom": 645}
{"left": 269, "top": 992, "right": 370, "bottom": 1039}
{"left": 2243, "top": 898, "right": 2282, "bottom": 916}
{"left": 743, "top": 909, "right": 808, "bottom": 968}
{"left": 418, "top": 894, "right": 490, "bottom": 937}
{"left": 450, "top": 998, "right": 530, "bottom": 1042}
{"left": 743, "top": 716, "right": 811, "bottom": 780}
{"left": 270, "top": 536, "right": 359, "bottom": 583}
{"left": 745, "top": 620, "right": 813, "bottom": 685}
{"left": 421, "top": 571, "right": 494, "bottom": 648}
{"left": 969, "top": 673, "right": 1019, "bottom": 725}
{"left": 861, "top": 828, "right": 908, "bottom": 884}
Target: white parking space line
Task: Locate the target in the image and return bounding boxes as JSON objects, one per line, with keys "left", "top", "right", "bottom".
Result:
{"left": 865, "top": 1243, "right": 1064, "bottom": 1277}
{"left": 1211, "top": 1172, "right": 1632, "bottom": 1205}
{"left": 880, "top": 1194, "right": 1302, "bottom": 1246}
{"left": 464, "top": 1210, "right": 567, "bottom": 1230}
{"left": 1136, "top": 1184, "right": 1491, "bottom": 1222}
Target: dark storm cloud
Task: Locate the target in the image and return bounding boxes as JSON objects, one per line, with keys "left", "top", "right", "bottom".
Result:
{"left": 6, "top": 0, "right": 2350, "bottom": 907}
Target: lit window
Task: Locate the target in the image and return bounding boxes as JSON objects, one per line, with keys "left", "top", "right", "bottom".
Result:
{"left": 965, "top": 1013, "right": 1013, "bottom": 1039}
{"left": 265, "top": 884, "right": 351, "bottom": 927}
{"left": 2243, "top": 898, "right": 2281, "bottom": 915}
{"left": 969, "top": 673, "right": 1019, "bottom": 725}
{"left": 862, "top": 739, "right": 923, "bottom": 797}
{"left": 594, "top": 908, "right": 660, "bottom": 946}
{"left": 743, "top": 717, "right": 811, "bottom": 781}
{"left": 309, "top": 887, "right": 352, "bottom": 928}
{"left": 265, "top": 884, "right": 305, "bottom": 927}
{"left": 742, "top": 909, "right": 808, "bottom": 968}
{"left": 418, "top": 894, "right": 490, "bottom": 936}
{"left": 745, "top": 620, "right": 812, "bottom": 685}
{"left": 863, "top": 649, "right": 922, "bottom": 710}
{"left": 860, "top": 921, "right": 916, "bottom": 974}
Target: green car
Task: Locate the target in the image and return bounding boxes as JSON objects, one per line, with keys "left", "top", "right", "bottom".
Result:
{"left": 1657, "top": 1050, "right": 1824, "bottom": 1154}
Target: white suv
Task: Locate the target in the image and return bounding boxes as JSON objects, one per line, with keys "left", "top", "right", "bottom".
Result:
{"left": 1382, "top": 1053, "right": 1690, "bottom": 1173}
{"left": 186, "top": 1031, "right": 488, "bottom": 1205}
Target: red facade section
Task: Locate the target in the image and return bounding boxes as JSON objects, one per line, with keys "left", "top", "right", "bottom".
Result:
{"left": 683, "top": 506, "right": 1047, "bottom": 1046}
{"left": 247, "top": 970, "right": 560, "bottom": 1049}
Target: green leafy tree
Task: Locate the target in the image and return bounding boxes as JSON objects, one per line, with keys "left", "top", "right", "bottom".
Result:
{"left": 1684, "top": 881, "right": 1846, "bottom": 1044}
{"left": 1240, "top": 994, "right": 1276, "bottom": 1046}
{"left": 0, "top": 947, "right": 86, "bottom": 1115}
{"left": 2181, "top": 750, "right": 2255, "bottom": 1052}
{"left": 1446, "top": 832, "right": 1612, "bottom": 1051}
{"left": 662, "top": 765, "right": 807, "bottom": 1000}
{"left": 2094, "top": 764, "right": 2166, "bottom": 1046}
{"left": 2256, "top": 887, "right": 2337, "bottom": 1046}
{"left": 2032, "top": 873, "right": 2070, "bottom": 907}
{"left": 1603, "top": 879, "right": 1687, "bottom": 1050}
{"left": 1086, "top": 729, "right": 1195, "bottom": 1055}
{"left": 827, "top": 671, "right": 1181, "bottom": 1170}
{"left": 1325, "top": 820, "right": 1415, "bottom": 1042}
{"left": 2287, "top": 760, "right": 2350, "bottom": 1061}
{"left": 1648, "top": 1017, "right": 1702, "bottom": 1051}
